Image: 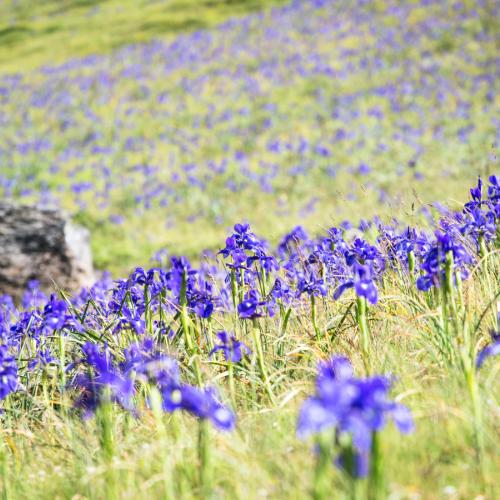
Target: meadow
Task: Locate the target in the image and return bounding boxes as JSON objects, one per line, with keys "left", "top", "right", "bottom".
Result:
{"left": 0, "top": 0, "right": 499, "bottom": 498}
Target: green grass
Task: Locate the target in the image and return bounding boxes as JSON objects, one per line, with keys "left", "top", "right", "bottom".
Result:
{"left": 0, "top": 0, "right": 497, "bottom": 274}
{"left": 0, "top": 3, "right": 499, "bottom": 497}
{"left": 2, "top": 248, "right": 499, "bottom": 499}
{"left": 0, "top": 0, "right": 287, "bottom": 75}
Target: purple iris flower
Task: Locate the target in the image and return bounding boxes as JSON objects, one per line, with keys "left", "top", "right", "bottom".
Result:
{"left": 0, "top": 345, "right": 18, "bottom": 400}
{"left": 277, "top": 226, "right": 309, "bottom": 258}
{"left": 379, "top": 226, "right": 431, "bottom": 270}
{"left": 297, "top": 356, "right": 413, "bottom": 478}
{"left": 477, "top": 341, "right": 500, "bottom": 369}
{"left": 416, "top": 231, "right": 473, "bottom": 292}
{"left": 461, "top": 177, "right": 497, "bottom": 248}
{"left": 487, "top": 175, "right": 499, "bottom": 205}
{"left": 297, "top": 272, "right": 328, "bottom": 298}
{"left": 119, "top": 338, "right": 235, "bottom": 431}
{"left": 162, "top": 385, "right": 236, "bottom": 431}
{"left": 72, "top": 343, "right": 135, "bottom": 418}
{"left": 129, "top": 267, "right": 158, "bottom": 287}
{"left": 334, "top": 263, "right": 378, "bottom": 305}
{"left": 113, "top": 306, "right": 146, "bottom": 335}
{"left": 210, "top": 331, "right": 251, "bottom": 363}
{"left": 42, "top": 295, "right": 69, "bottom": 330}
{"left": 345, "top": 238, "right": 384, "bottom": 268}
{"left": 465, "top": 177, "right": 484, "bottom": 212}
{"left": 220, "top": 223, "right": 277, "bottom": 277}
{"left": 121, "top": 337, "right": 179, "bottom": 385}
{"left": 270, "top": 278, "right": 295, "bottom": 306}
{"left": 237, "top": 290, "right": 268, "bottom": 319}
{"left": 21, "top": 280, "right": 47, "bottom": 309}
{"left": 187, "top": 291, "right": 214, "bottom": 319}
{"left": 476, "top": 319, "right": 500, "bottom": 369}
{"left": 219, "top": 223, "right": 265, "bottom": 258}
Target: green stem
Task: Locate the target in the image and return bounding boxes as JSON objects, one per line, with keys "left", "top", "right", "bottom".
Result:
{"left": 277, "top": 306, "right": 292, "bottom": 365}
{"left": 228, "top": 362, "right": 236, "bottom": 409}
{"left": 356, "top": 296, "right": 370, "bottom": 370}
{"left": 179, "top": 271, "right": 194, "bottom": 352}
{"left": 180, "top": 271, "right": 202, "bottom": 385}
{"left": 408, "top": 250, "right": 415, "bottom": 277}
{"left": 478, "top": 234, "right": 487, "bottom": 260}
{"left": 311, "top": 295, "right": 321, "bottom": 341}
{"left": 198, "top": 420, "right": 212, "bottom": 498}
{"left": 98, "top": 397, "right": 117, "bottom": 500}
{"left": 251, "top": 322, "right": 276, "bottom": 403}
{"left": 478, "top": 238, "right": 497, "bottom": 330}
{"left": 444, "top": 251, "right": 457, "bottom": 318}
{"left": 466, "top": 367, "right": 486, "bottom": 484}
{"left": 57, "top": 331, "right": 67, "bottom": 420}
{"left": 42, "top": 371, "right": 50, "bottom": 409}
{"left": 230, "top": 269, "right": 238, "bottom": 310}
{"left": 206, "top": 318, "right": 214, "bottom": 352}
{"left": 282, "top": 306, "right": 292, "bottom": 335}
{"left": 443, "top": 251, "right": 459, "bottom": 364}
{"left": 313, "top": 433, "right": 331, "bottom": 500}
{"left": 369, "top": 432, "right": 384, "bottom": 500}
{"left": 150, "top": 388, "right": 174, "bottom": 500}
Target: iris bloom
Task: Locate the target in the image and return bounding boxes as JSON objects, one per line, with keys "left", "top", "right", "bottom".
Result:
{"left": 477, "top": 319, "right": 500, "bottom": 369}
{"left": 297, "top": 356, "right": 413, "bottom": 477}
{"left": 0, "top": 345, "right": 18, "bottom": 400}
{"left": 209, "top": 331, "right": 251, "bottom": 363}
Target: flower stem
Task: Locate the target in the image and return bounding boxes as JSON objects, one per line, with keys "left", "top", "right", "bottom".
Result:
{"left": 408, "top": 250, "right": 415, "bottom": 277}
{"left": 180, "top": 271, "right": 202, "bottom": 385}
{"left": 313, "top": 433, "right": 331, "bottom": 500}
{"left": 369, "top": 432, "right": 384, "bottom": 500}
{"left": 150, "top": 387, "right": 174, "bottom": 500}
{"left": 311, "top": 295, "right": 321, "bottom": 341}
{"left": 230, "top": 269, "right": 238, "bottom": 310}
{"left": 356, "top": 296, "right": 370, "bottom": 370}
{"left": 198, "top": 420, "right": 212, "bottom": 498}
{"left": 465, "top": 367, "right": 487, "bottom": 485}
{"left": 228, "top": 361, "right": 236, "bottom": 409}
{"left": 58, "top": 332, "right": 66, "bottom": 394}
{"left": 98, "top": 397, "right": 117, "bottom": 500}
{"left": 251, "top": 322, "right": 276, "bottom": 404}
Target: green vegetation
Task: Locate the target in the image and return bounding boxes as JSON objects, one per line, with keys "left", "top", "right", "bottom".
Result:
{"left": 0, "top": 2, "right": 498, "bottom": 497}
{"left": 0, "top": 0, "right": 286, "bottom": 74}
{"left": 1, "top": 0, "right": 497, "bottom": 274}
{"left": 2, "top": 221, "right": 499, "bottom": 499}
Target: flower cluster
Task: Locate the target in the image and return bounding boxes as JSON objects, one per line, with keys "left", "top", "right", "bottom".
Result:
{"left": 210, "top": 331, "right": 251, "bottom": 363}
{"left": 0, "top": 180, "right": 496, "bottom": 439}
{"left": 297, "top": 356, "right": 414, "bottom": 477}
{"left": 0, "top": 1, "right": 495, "bottom": 241}
{"left": 462, "top": 176, "right": 499, "bottom": 251}
{"left": 416, "top": 231, "right": 473, "bottom": 292}
{"left": 72, "top": 343, "right": 135, "bottom": 418}
{"left": 72, "top": 338, "right": 236, "bottom": 430}
{"left": 0, "top": 345, "right": 18, "bottom": 400}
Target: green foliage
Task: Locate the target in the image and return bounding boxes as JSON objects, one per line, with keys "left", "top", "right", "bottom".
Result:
{"left": 1, "top": 258, "right": 499, "bottom": 499}
{"left": 0, "top": 0, "right": 287, "bottom": 74}
{"left": 0, "top": 2, "right": 499, "bottom": 497}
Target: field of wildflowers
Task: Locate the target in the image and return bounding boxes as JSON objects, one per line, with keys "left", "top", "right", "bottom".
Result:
{"left": 0, "top": 0, "right": 499, "bottom": 498}
{"left": 1, "top": 0, "right": 498, "bottom": 270}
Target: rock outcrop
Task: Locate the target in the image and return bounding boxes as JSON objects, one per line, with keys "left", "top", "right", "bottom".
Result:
{"left": 0, "top": 202, "right": 95, "bottom": 301}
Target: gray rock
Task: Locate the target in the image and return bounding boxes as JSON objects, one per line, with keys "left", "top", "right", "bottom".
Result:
{"left": 0, "top": 202, "right": 95, "bottom": 301}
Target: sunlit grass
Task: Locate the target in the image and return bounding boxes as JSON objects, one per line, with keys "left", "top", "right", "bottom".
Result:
{"left": 0, "top": 0, "right": 287, "bottom": 74}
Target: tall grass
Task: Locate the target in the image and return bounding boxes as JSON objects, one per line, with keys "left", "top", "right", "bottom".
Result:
{"left": 0, "top": 183, "right": 498, "bottom": 499}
